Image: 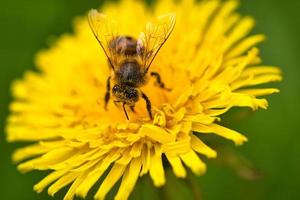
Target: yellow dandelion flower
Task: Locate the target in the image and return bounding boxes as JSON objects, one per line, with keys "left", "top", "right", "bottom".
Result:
{"left": 6, "top": 0, "right": 282, "bottom": 199}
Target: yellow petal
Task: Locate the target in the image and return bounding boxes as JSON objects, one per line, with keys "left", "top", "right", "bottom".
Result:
{"left": 17, "top": 147, "right": 75, "bottom": 173}
{"left": 191, "top": 134, "right": 217, "bottom": 158}
{"left": 241, "top": 66, "right": 281, "bottom": 77}
{"left": 162, "top": 139, "right": 191, "bottom": 155}
{"left": 173, "top": 86, "right": 193, "bottom": 108}
{"left": 116, "top": 149, "right": 132, "bottom": 165}
{"left": 115, "top": 158, "right": 142, "bottom": 200}
{"left": 193, "top": 123, "right": 247, "bottom": 145}
{"left": 183, "top": 114, "right": 216, "bottom": 124}
{"left": 34, "top": 168, "right": 69, "bottom": 193}
{"left": 12, "top": 143, "right": 49, "bottom": 163}
{"left": 48, "top": 172, "right": 78, "bottom": 197}
{"left": 165, "top": 154, "right": 186, "bottom": 178}
{"left": 229, "top": 93, "right": 269, "bottom": 110}
{"left": 75, "top": 150, "right": 121, "bottom": 198}
{"left": 138, "top": 124, "right": 175, "bottom": 143}
{"left": 180, "top": 150, "right": 206, "bottom": 175}
{"left": 130, "top": 142, "right": 143, "bottom": 158}
{"left": 94, "top": 164, "right": 126, "bottom": 200}
{"left": 63, "top": 173, "right": 87, "bottom": 200}
{"left": 140, "top": 145, "right": 151, "bottom": 176}
{"left": 237, "top": 88, "right": 280, "bottom": 96}
{"left": 224, "top": 17, "right": 255, "bottom": 53}
{"left": 149, "top": 145, "right": 165, "bottom": 187}
{"left": 226, "top": 34, "right": 265, "bottom": 58}
{"left": 231, "top": 74, "right": 282, "bottom": 90}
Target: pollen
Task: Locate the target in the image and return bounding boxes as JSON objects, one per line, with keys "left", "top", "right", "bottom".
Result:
{"left": 6, "top": 0, "right": 281, "bottom": 200}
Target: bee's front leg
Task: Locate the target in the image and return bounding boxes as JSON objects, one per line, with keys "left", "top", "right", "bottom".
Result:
{"left": 141, "top": 92, "right": 153, "bottom": 120}
{"left": 104, "top": 76, "right": 111, "bottom": 110}
{"left": 150, "top": 71, "right": 171, "bottom": 91}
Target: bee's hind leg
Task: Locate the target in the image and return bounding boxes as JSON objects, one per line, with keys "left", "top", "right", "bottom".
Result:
{"left": 104, "top": 76, "right": 111, "bottom": 110}
{"left": 150, "top": 71, "right": 171, "bottom": 91}
{"left": 141, "top": 92, "right": 153, "bottom": 120}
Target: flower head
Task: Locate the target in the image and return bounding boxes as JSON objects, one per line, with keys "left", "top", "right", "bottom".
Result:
{"left": 7, "top": 0, "right": 281, "bottom": 199}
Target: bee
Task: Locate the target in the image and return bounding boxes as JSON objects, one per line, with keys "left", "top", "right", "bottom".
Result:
{"left": 88, "top": 9, "right": 176, "bottom": 120}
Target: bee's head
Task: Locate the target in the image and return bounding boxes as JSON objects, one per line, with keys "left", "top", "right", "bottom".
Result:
{"left": 112, "top": 84, "right": 139, "bottom": 104}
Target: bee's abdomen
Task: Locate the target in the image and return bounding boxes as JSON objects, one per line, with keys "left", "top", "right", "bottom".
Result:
{"left": 116, "top": 61, "right": 144, "bottom": 87}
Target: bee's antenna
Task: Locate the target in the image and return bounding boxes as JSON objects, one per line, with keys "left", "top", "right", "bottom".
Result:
{"left": 122, "top": 102, "right": 129, "bottom": 120}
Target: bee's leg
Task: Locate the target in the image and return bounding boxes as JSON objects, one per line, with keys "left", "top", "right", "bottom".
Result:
{"left": 130, "top": 105, "right": 136, "bottom": 113}
{"left": 150, "top": 71, "right": 171, "bottom": 91}
{"left": 122, "top": 102, "right": 129, "bottom": 120}
{"left": 141, "top": 92, "right": 153, "bottom": 120}
{"left": 104, "top": 76, "right": 111, "bottom": 110}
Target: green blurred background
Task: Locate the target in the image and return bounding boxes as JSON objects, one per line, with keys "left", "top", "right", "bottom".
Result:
{"left": 0, "top": 0, "right": 299, "bottom": 199}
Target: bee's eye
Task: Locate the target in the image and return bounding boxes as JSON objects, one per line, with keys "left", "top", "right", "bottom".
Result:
{"left": 112, "top": 85, "right": 119, "bottom": 93}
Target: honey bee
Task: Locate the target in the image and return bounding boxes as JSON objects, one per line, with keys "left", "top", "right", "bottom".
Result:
{"left": 88, "top": 9, "right": 176, "bottom": 120}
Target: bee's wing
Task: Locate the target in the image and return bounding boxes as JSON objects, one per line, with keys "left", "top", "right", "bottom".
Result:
{"left": 137, "top": 13, "right": 176, "bottom": 72}
{"left": 88, "top": 9, "right": 119, "bottom": 71}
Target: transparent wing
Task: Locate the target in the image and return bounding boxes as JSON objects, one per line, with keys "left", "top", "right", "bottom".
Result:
{"left": 137, "top": 13, "right": 176, "bottom": 72}
{"left": 88, "top": 9, "right": 119, "bottom": 71}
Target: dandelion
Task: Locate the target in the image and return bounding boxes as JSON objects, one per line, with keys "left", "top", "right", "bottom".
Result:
{"left": 6, "top": 0, "right": 281, "bottom": 199}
